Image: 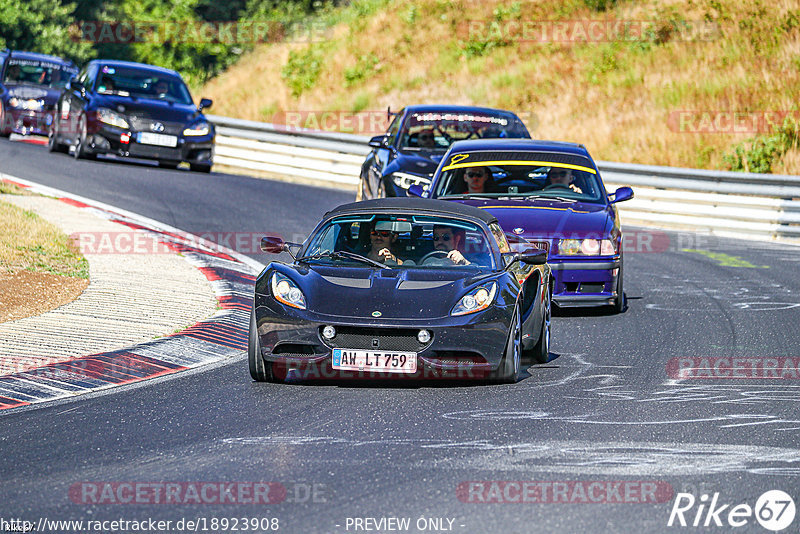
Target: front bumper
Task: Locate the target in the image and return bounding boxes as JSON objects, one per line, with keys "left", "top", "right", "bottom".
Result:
{"left": 85, "top": 122, "right": 214, "bottom": 165}
{"left": 254, "top": 295, "right": 512, "bottom": 380}
{"left": 550, "top": 258, "right": 620, "bottom": 307}
{"left": 6, "top": 108, "right": 52, "bottom": 136}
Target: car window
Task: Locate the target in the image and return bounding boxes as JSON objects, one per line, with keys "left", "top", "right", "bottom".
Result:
{"left": 434, "top": 152, "right": 606, "bottom": 203}
{"left": 489, "top": 223, "right": 511, "bottom": 253}
{"left": 398, "top": 111, "right": 529, "bottom": 151}
{"left": 385, "top": 111, "right": 402, "bottom": 145}
{"left": 2, "top": 58, "right": 78, "bottom": 89}
{"left": 304, "top": 214, "right": 496, "bottom": 269}
{"left": 94, "top": 66, "right": 193, "bottom": 105}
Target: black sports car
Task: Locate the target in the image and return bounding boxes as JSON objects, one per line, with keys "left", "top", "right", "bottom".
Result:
{"left": 0, "top": 50, "right": 78, "bottom": 137}
{"left": 48, "top": 59, "right": 215, "bottom": 172}
{"left": 357, "top": 105, "right": 530, "bottom": 200}
{"left": 250, "top": 197, "right": 551, "bottom": 384}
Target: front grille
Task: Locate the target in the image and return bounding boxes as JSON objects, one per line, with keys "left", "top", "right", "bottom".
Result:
{"left": 128, "top": 116, "right": 184, "bottom": 135}
{"left": 322, "top": 326, "right": 431, "bottom": 352}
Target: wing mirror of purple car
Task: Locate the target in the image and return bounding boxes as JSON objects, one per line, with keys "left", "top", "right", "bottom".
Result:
{"left": 609, "top": 186, "right": 634, "bottom": 204}
{"left": 407, "top": 184, "right": 425, "bottom": 197}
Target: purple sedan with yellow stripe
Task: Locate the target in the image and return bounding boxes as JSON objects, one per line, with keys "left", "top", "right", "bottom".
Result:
{"left": 416, "top": 139, "right": 633, "bottom": 312}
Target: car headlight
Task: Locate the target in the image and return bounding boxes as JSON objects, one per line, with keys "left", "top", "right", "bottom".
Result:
{"left": 558, "top": 238, "right": 617, "bottom": 256}
{"left": 391, "top": 172, "right": 431, "bottom": 191}
{"left": 452, "top": 283, "right": 497, "bottom": 316}
{"left": 96, "top": 108, "right": 129, "bottom": 129}
{"left": 270, "top": 272, "right": 306, "bottom": 309}
{"left": 8, "top": 98, "right": 43, "bottom": 111}
{"left": 183, "top": 122, "right": 210, "bottom": 136}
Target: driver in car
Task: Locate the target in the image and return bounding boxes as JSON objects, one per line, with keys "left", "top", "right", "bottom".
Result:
{"left": 546, "top": 167, "right": 583, "bottom": 194}
{"left": 426, "top": 225, "right": 472, "bottom": 265}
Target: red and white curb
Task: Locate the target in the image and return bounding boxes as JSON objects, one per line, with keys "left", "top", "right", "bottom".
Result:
{"left": 0, "top": 174, "right": 265, "bottom": 411}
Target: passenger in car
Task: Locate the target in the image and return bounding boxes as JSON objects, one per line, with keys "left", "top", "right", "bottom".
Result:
{"left": 365, "top": 221, "right": 404, "bottom": 265}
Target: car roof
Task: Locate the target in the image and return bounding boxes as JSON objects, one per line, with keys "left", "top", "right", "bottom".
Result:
{"left": 325, "top": 197, "right": 498, "bottom": 226}
{"left": 401, "top": 104, "right": 524, "bottom": 118}
{"left": 6, "top": 50, "right": 76, "bottom": 67}
{"left": 447, "top": 138, "right": 591, "bottom": 156}
{"left": 91, "top": 59, "right": 181, "bottom": 78}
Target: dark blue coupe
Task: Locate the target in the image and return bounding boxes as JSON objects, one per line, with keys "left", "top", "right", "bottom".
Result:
{"left": 357, "top": 105, "right": 530, "bottom": 200}
{"left": 250, "top": 198, "right": 551, "bottom": 384}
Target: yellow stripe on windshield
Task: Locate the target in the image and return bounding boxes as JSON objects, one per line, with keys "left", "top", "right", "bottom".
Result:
{"left": 441, "top": 159, "right": 597, "bottom": 174}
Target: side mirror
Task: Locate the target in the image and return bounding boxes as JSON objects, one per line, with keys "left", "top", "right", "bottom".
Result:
{"left": 609, "top": 186, "right": 633, "bottom": 204}
{"left": 368, "top": 135, "right": 388, "bottom": 149}
{"left": 67, "top": 78, "right": 83, "bottom": 93}
{"left": 198, "top": 98, "right": 213, "bottom": 111}
{"left": 519, "top": 248, "right": 548, "bottom": 265}
{"left": 407, "top": 184, "right": 424, "bottom": 197}
{"left": 260, "top": 236, "right": 287, "bottom": 254}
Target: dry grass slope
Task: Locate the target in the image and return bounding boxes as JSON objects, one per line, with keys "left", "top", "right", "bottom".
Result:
{"left": 201, "top": 0, "right": 800, "bottom": 173}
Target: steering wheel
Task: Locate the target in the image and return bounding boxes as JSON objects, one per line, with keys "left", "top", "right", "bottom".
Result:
{"left": 420, "top": 250, "right": 450, "bottom": 263}
{"left": 543, "top": 183, "right": 571, "bottom": 190}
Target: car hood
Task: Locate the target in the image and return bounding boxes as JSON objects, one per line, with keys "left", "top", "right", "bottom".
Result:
{"left": 391, "top": 150, "right": 444, "bottom": 176}
{"left": 4, "top": 84, "right": 61, "bottom": 108}
{"left": 289, "top": 265, "right": 495, "bottom": 319}
{"left": 455, "top": 198, "right": 613, "bottom": 240}
{"left": 93, "top": 95, "right": 200, "bottom": 123}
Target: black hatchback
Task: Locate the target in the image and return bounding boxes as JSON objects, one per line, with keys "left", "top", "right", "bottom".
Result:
{"left": 49, "top": 59, "right": 215, "bottom": 172}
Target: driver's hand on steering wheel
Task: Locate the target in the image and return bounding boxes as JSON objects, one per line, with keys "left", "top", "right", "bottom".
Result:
{"left": 447, "top": 250, "right": 470, "bottom": 265}
{"left": 569, "top": 184, "right": 583, "bottom": 194}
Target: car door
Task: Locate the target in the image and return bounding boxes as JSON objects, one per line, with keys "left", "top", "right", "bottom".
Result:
{"left": 64, "top": 63, "right": 97, "bottom": 140}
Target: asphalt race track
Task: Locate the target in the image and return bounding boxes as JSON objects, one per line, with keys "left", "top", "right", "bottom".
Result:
{"left": 2, "top": 138, "right": 800, "bottom": 533}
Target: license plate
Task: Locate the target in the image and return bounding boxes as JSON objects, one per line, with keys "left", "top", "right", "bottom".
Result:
{"left": 332, "top": 348, "right": 417, "bottom": 374}
{"left": 138, "top": 132, "right": 177, "bottom": 147}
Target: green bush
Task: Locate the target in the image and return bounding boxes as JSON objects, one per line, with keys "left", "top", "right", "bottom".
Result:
{"left": 281, "top": 46, "right": 324, "bottom": 97}
{"left": 343, "top": 53, "right": 379, "bottom": 87}
{"left": 723, "top": 117, "right": 800, "bottom": 173}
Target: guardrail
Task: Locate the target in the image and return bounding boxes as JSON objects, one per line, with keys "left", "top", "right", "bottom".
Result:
{"left": 207, "top": 114, "right": 800, "bottom": 240}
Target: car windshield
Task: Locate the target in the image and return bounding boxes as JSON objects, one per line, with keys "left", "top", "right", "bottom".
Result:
{"left": 94, "top": 66, "right": 193, "bottom": 105}
{"left": 303, "top": 214, "right": 496, "bottom": 269}
{"left": 3, "top": 59, "right": 77, "bottom": 89}
{"left": 399, "top": 111, "right": 528, "bottom": 151}
{"left": 434, "top": 152, "right": 606, "bottom": 203}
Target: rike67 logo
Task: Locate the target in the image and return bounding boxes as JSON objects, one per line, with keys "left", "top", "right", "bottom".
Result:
{"left": 668, "top": 490, "right": 796, "bottom": 530}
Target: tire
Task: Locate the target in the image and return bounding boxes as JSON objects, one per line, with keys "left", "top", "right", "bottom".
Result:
{"left": 611, "top": 252, "right": 625, "bottom": 313}
{"left": 526, "top": 285, "right": 551, "bottom": 364}
{"left": 0, "top": 104, "right": 10, "bottom": 138}
{"left": 73, "top": 115, "right": 94, "bottom": 160}
{"left": 48, "top": 118, "right": 68, "bottom": 153}
{"left": 492, "top": 305, "right": 521, "bottom": 384}
{"left": 248, "top": 308, "right": 275, "bottom": 382}
{"left": 190, "top": 163, "right": 211, "bottom": 173}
